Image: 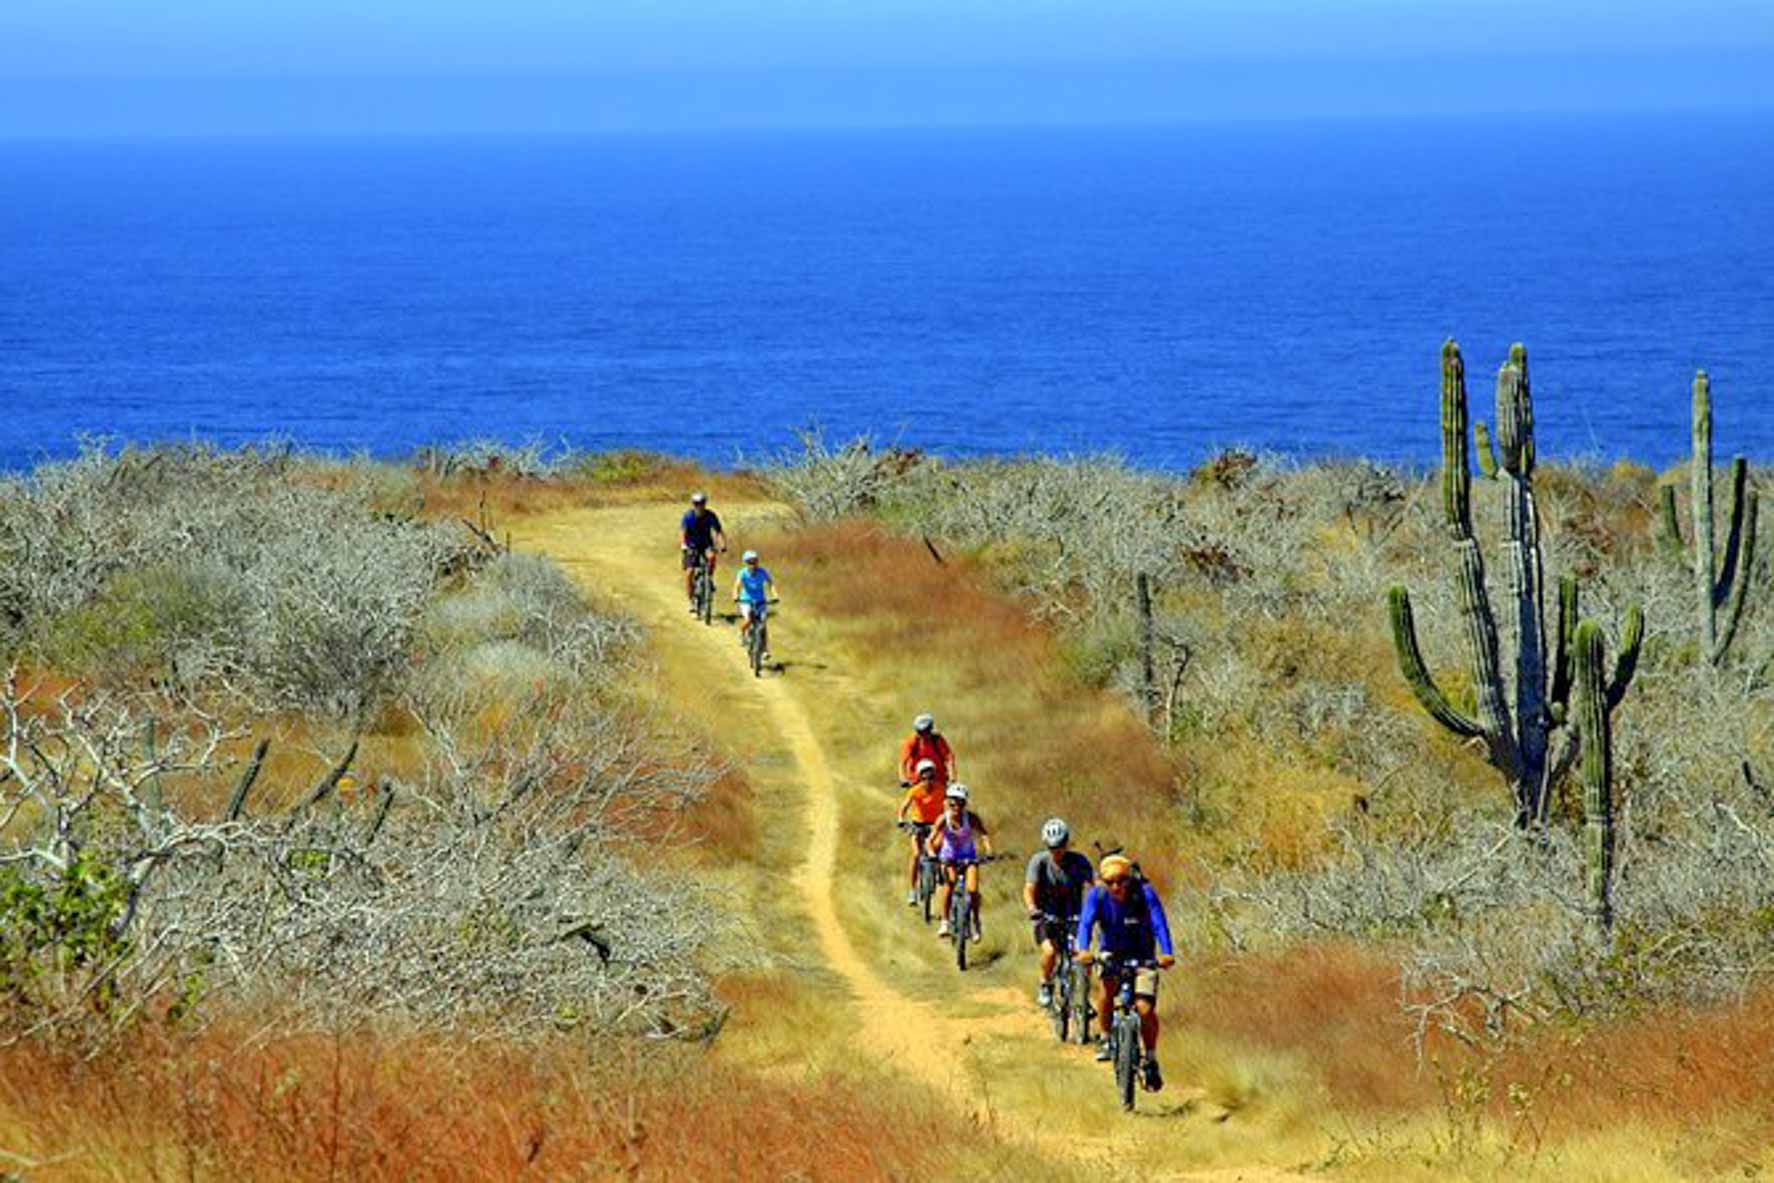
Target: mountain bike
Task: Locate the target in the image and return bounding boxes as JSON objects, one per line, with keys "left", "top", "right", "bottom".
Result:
{"left": 896, "top": 819, "right": 938, "bottom": 923}
{"left": 1036, "top": 910, "right": 1088, "bottom": 1043}
{"left": 689, "top": 548, "right": 717, "bottom": 625}
{"left": 739, "top": 598, "right": 778, "bottom": 677}
{"left": 1098, "top": 953, "right": 1160, "bottom": 1111}
{"left": 942, "top": 853, "right": 1006, "bottom": 972}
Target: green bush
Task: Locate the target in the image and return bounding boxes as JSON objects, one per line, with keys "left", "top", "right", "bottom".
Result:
{"left": 38, "top": 562, "right": 240, "bottom": 682}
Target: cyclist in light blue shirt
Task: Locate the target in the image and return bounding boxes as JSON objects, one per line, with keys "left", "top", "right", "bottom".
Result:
{"left": 732, "top": 549, "right": 777, "bottom": 658}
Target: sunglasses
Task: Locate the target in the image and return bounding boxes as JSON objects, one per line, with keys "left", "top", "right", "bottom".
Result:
{"left": 1102, "top": 876, "right": 1130, "bottom": 886}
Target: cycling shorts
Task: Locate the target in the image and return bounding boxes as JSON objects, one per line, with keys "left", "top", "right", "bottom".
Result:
{"left": 1032, "top": 916, "right": 1073, "bottom": 947}
{"left": 1101, "top": 965, "right": 1161, "bottom": 1000}
{"left": 739, "top": 599, "right": 769, "bottom": 620}
{"left": 683, "top": 547, "right": 717, "bottom": 571}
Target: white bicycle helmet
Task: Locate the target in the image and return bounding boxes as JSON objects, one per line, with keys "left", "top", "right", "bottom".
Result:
{"left": 944, "top": 783, "right": 969, "bottom": 802}
{"left": 913, "top": 712, "right": 935, "bottom": 733}
{"left": 690, "top": 491, "right": 707, "bottom": 505}
{"left": 1041, "top": 817, "right": 1070, "bottom": 848}
{"left": 915, "top": 758, "right": 938, "bottom": 775}
{"left": 741, "top": 549, "right": 759, "bottom": 562}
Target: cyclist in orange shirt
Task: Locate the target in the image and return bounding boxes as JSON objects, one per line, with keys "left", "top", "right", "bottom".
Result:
{"left": 898, "top": 713, "right": 955, "bottom": 787}
{"left": 895, "top": 758, "right": 946, "bottom": 905}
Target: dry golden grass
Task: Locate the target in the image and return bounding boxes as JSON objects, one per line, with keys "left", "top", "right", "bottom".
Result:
{"left": 0, "top": 1018, "right": 1063, "bottom": 1183}
{"left": 409, "top": 456, "right": 770, "bottom": 524}
{"left": 766, "top": 520, "right": 1178, "bottom": 864}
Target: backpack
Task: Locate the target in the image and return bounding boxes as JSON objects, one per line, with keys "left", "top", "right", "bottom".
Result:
{"left": 909, "top": 731, "right": 946, "bottom": 768}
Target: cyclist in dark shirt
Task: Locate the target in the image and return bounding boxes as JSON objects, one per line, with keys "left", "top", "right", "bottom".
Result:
{"left": 1022, "top": 818, "right": 1093, "bottom": 1009}
{"left": 680, "top": 491, "right": 727, "bottom": 612}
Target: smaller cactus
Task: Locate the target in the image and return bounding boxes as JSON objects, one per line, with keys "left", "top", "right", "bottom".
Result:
{"left": 1474, "top": 421, "right": 1500, "bottom": 479}
{"left": 1661, "top": 371, "right": 1761, "bottom": 666}
{"left": 1574, "top": 619, "right": 1617, "bottom": 936}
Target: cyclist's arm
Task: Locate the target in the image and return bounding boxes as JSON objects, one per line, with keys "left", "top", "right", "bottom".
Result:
{"left": 925, "top": 823, "right": 945, "bottom": 857}
{"left": 1021, "top": 862, "right": 1040, "bottom": 913}
{"left": 1073, "top": 888, "right": 1100, "bottom": 956}
{"left": 895, "top": 790, "right": 913, "bottom": 821}
{"left": 1144, "top": 882, "right": 1176, "bottom": 959}
{"left": 939, "top": 736, "right": 956, "bottom": 779}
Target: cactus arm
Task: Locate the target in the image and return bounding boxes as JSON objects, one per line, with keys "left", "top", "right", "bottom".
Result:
{"left": 1657, "top": 484, "right": 1684, "bottom": 562}
{"left": 1508, "top": 342, "right": 1534, "bottom": 473}
{"left": 1575, "top": 619, "right": 1615, "bottom": 935}
{"left": 1550, "top": 575, "right": 1579, "bottom": 716}
{"left": 1693, "top": 370, "right": 1718, "bottom": 654}
{"left": 1607, "top": 603, "right": 1645, "bottom": 712}
{"left": 1389, "top": 586, "right": 1486, "bottom": 739}
{"left": 1714, "top": 458, "right": 1749, "bottom": 608}
{"left": 1494, "top": 355, "right": 1531, "bottom": 477}
{"left": 1441, "top": 340, "right": 1473, "bottom": 538}
{"left": 226, "top": 737, "right": 271, "bottom": 821}
{"left": 1474, "top": 421, "right": 1499, "bottom": 479}
{"left": 1455, "top": 541, "right": 1520, "bottom": 774}
{"left": 1498, "top": 354, "right": 1551, "bottom": 821}
{"left": 1713, "top": 490, "right": 1759, "bottom": 666}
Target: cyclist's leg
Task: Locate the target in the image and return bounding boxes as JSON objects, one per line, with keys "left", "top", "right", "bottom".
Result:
{"left": 964, "top": 861, "right": 981, "bottom": 922}
{"left": 683, "top": 548, "right": 697, "bottom": 601}
{"left": 1135, "top": 986, "right": 1160, "bottom": 1051}
{"left": 1037, "top": 934, "right": 1059, "bottom": 984}
{"left": 1093, "top": 970, "right": 1118, "bottom": 1056}
{"left": 936, "top": 861, "right": 956, "bottom": 933}
{"left": 905, "top": 832, "right": 920, "bottom": 889}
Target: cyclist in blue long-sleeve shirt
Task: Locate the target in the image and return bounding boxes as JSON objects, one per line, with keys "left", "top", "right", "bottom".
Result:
{"left": 1075, "top": 854, "right": 1176, "bottom": 1092}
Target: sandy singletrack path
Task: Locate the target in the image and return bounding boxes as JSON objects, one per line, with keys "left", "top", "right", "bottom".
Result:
{"left": 513, "top": 498, "right": 1311, "bottom": 1182}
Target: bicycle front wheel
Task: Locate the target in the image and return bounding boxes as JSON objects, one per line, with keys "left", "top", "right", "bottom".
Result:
{"left": 1114, "top": 1013, "right": 1140, "bottom": 1110}
{"left": 919, "top": 860, "right": 935, "bottom": 924}
{"left": 952, "top": 890, "right": 970, "bottom": 972}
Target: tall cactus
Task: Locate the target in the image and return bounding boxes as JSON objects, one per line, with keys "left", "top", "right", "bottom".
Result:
{"left": 1574, "top": 618, "right": 1618, "bottom": 936}
{"left": 1390, "top": 340, "right": 1644, "bottom": 827}
{"left": 1657, "top": 370, "right": 1760, "bottom": 666}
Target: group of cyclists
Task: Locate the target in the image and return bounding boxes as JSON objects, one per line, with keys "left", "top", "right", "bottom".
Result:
{"left": 680, "top": 491, "right": 776, "bottom": 658}
{"left": 893, "top": 713, "right": 1177, "bottom": 1094}
{"left": 680, "top": 491, "right": 1176, "bottom": 1095}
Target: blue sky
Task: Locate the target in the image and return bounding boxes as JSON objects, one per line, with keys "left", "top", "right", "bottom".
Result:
{"left": 3, "top": 0, "right": 1771, "bottom": 134}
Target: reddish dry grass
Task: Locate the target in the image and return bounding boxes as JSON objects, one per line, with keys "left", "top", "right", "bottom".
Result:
{"left": 678, "top": 764, "right": 758, "bottom": 862}
{"left": 1183, "top": 940, "right": 1774, "bottom": 1152}
{"left": 0, "top": 1022, "right": 977, "bottom": 1182}
{"left": 1181, "top": 943, "right": 1432, "bottom": 1110}
{"left": 766, "top": 520, "right": 1180, "bottom": 876}
{"left": 1495, "top": 989, "right": 1774, "bottom": 1140}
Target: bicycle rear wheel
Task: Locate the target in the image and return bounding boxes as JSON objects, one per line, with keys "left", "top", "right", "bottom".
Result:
{"left": 1071, "top": 963, "right": 1093, "bottom": 1045}
{"left": 1114, "top": 1013, "right": 1140, "bottom": 1110}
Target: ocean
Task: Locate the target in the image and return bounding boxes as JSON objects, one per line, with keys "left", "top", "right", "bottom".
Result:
{"left": 3, "top": 112, "right": 1771, "bottom": 472}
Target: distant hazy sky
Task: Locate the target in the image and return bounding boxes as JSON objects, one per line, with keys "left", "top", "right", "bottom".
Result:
{"left": 3, "top": 0, "right": 1771, "bottom": 134}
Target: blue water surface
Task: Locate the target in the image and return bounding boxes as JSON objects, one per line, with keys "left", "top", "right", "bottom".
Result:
{"left": 3, "top": 112, "right": 1771, "bottom": 471}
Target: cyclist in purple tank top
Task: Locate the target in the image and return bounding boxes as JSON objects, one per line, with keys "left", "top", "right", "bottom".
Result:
{"left": 927, "top": 783, "right": 992, "bottom": 940}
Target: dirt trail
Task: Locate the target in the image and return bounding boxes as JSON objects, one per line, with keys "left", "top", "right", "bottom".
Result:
{"left": 513, "top": 499, "right": 1310, "bottom": 1182}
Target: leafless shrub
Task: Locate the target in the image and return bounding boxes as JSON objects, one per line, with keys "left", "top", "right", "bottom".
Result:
{"left": 0, "top": 443, "right": 475, "bottom": 714}
{"left": 0, "top": 673, "right": 729, "bottom": 1052}
{"left": 757, "top": 427, "right": 928, "bottom": 522}
{"left": 414, "top": 438, "right": 568, "bottom": 481}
